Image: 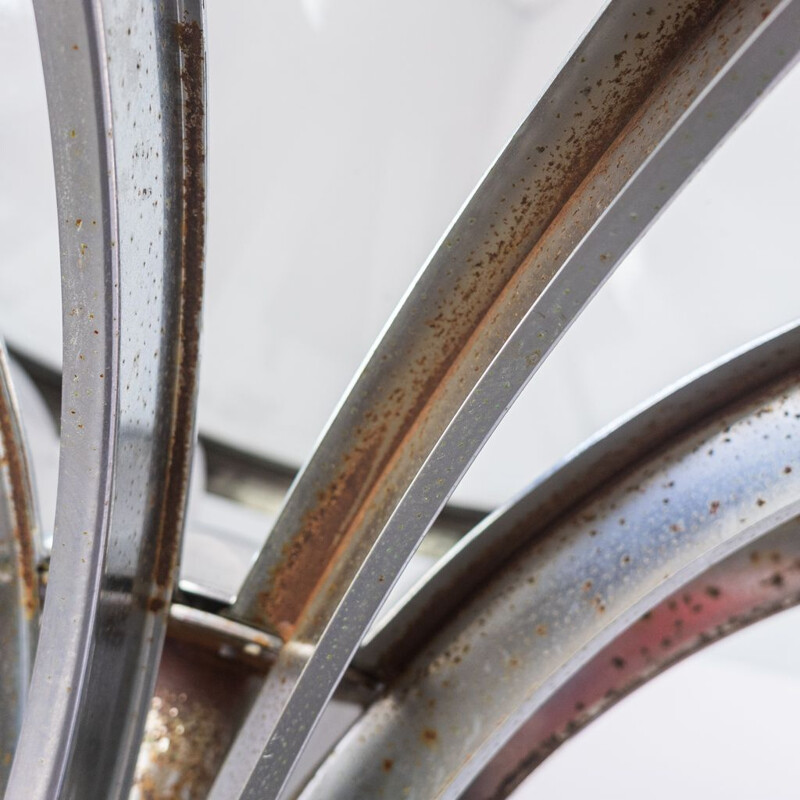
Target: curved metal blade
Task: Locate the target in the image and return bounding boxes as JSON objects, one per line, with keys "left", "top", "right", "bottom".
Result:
{"left": 461, "top": 519, "right": 800, "bottom": 799}
{"left": 5, "top": 2, "right": 206, "bottom": 798}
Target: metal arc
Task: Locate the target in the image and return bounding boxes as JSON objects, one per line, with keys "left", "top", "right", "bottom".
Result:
{"left": 5, "top": 2, "right": 206, "bottom": 798}
{"left": 461, "top": 519, "right": 800, "bottom": 799}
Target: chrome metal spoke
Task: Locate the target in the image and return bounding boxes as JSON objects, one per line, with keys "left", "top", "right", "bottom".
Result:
{"left": 298, "top": 319, "right": 800, "bottom": 800}
{"left": 216, "top": 2, "right": 800, "bottom": 797}
{"left": 0, "top": 345, "right": 41, "bottom": 792}
{"left": 6, "top": 2, "right": 206, "bottom": 798}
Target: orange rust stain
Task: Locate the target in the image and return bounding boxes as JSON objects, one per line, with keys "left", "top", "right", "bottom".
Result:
{"left": 147, "top": 596, "right": 166, "bottom": 613}
{"left": 421, "top": 728, "right": 438, "bottom": 746}
{"left": 144, "top": 17, "right": 206, "bottom": 611}
{"left": 0, "top": 380, "right": 39, "bottom": 620}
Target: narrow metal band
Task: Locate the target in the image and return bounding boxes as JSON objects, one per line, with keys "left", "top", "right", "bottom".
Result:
{"left": 0, "top": 346, "right": 41, "bottom": 792}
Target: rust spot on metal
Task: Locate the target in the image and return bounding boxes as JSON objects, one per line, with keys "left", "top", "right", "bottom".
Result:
{"left": 144, "top": 17, "right": 205, "bottom": 610}
{"left": 0, "top": 378, "right": 39, "bottom": 620}
{"left": 421, "top": 727, "right": 438, "bottom": 746}
{"left": 259, "top": 425, "right": 387, "bottom": 635}
{"left": 147, "top": 596, "right": 166, "bottom": 614}
{"left": 764, "top": 572, "right": 784, "bottom": 588}
{"left": 136, "top": 686, "right": 228, "bottom": 798}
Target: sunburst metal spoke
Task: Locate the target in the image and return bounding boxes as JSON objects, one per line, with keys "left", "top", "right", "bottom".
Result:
{"left": 5, "top": 3, "right": 206, "bottom": 798}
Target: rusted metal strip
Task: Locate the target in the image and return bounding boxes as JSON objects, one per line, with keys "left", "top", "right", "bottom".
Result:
{"left": 0, "top": 346, "right": 41, "bottom": 791}
{"left": 232, "top": 0, "right": 735, "bottom": 638}
{"left": 6, "top": 2, "right": 206, "bottom": 798}
{"left": 297, "top": 334, "right": 800, "bottom": 800}
{"left": 215, "top": 2, "right": 800, "bottom": 798}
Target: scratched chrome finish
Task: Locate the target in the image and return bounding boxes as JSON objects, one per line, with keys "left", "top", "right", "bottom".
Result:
{"left": 461, "top": 519, "right": 800, "bottom": 799}
{"left": 6, "top": 2, "right": 206, "bottom": 799}
{"left": 299, "top": 346, "right": 800, "bottom": 800}
{"left": 0, "top": 346, "right": 40, "bottom": 789}
{"left": 214, "top": 3, "right": 800, "bottom": 798}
